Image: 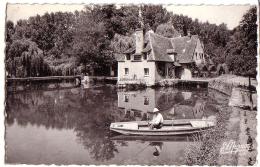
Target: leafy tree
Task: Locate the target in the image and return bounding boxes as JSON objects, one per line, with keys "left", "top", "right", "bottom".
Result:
{"left": 110, "top": 33, "right": 135, "bottom": 54}
{"left": 225, "top": 6, "right": 257, "bottom": 77}
{"left": 155, "top": 23, "right": 181, "bottom": 38}
{"left": 141, "top": 5, "right": 170, "bottom": 31}
{"left": 72, "top": 9, "right": 113, "bottom": 75}
{"left": 5, "top": 20, "right": 15, "bottom": 42}
{"left": 7, "top": 39, "right": 50, "bottom": 77}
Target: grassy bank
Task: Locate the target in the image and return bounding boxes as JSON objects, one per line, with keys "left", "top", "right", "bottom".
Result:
{"left": 184, "top": 92, "right": 233, "bottom": 165}
{"left": 184, "top": 75, "right": 257, "bottom": 165}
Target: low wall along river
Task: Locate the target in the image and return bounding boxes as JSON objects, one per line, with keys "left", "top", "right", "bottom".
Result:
{"left": 208, "top": 76, "right": 257, "bottom": 165}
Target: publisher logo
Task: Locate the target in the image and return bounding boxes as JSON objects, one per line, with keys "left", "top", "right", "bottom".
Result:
{"left": 220, "top": 140, "right": 250, "bottom": 154}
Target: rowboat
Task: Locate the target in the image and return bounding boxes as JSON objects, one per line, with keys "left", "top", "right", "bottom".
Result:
{"left": 110, "top": 119, "right": 215, "bottom": 136}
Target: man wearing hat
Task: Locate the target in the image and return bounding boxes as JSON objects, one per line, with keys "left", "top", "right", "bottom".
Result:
{"left": 148, "top": 108, "right": 164, "bottom": 129}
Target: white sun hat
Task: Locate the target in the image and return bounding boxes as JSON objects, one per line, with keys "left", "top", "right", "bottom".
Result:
{"left": 152, "top": 108, "right": 159, "bottom": 113}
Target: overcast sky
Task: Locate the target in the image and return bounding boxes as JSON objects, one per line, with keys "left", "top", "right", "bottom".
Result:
{"left": 6, "top": 4, "right": 252, "bottom": 29}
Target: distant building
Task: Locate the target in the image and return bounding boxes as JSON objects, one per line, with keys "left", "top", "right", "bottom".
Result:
{"left": 116, "top": 28, "right": 206, "bottom": 86}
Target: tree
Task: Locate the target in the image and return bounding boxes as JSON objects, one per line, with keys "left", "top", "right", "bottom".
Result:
{"left": 72, "top": 9, "right": 113, "bottom": 75}
{"left": 110, "top": 33, "right": 135, "bottom": 54}
{"left": 141, "top": 5, "right": 170, "bottom": 31}
{"left": 225, "top": 6, "right": 257, "bottom": 77}
{"left": 155, "top": 23, "right": 181, "bottom": 38}
{"left": 7, "top": 39, "right": 50, "bottom": 77}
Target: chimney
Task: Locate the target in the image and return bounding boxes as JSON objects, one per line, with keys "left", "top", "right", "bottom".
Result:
{"left": 135, "top": 6, "right": 144, "bottom": 54}
{"left": 135, "top": 29, "right": 144, "bottom": 54}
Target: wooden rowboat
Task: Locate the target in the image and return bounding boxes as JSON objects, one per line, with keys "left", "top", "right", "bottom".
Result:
{"left": 110, "top": 119, "right": 215, "bottom": 136}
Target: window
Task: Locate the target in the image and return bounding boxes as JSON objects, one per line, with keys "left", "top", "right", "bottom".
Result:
{"left": 144, "top": 97, "right": 149, "bottom": 105}
{"left": 170, "top": 54, "right": 175, "bottom": 61}
{"left": 125, "top": 68, "right": 129, "bottom": 75}
{"left": 124, "top": 95, "right": 129, "bottom": 102}
{"left": 195, "top": 52, "right": 198, "bottom": 59}
{"left": 134, "top": 55, "right": 142, "bottom": 61}
{"left": 126, "top": 54, "right": 131, "bottom": 60}
{"left": 144, "top": 68, "right": 149, "bottom": 76}
{"left": 143, "top": 53, "right": 147, "bottom": 60}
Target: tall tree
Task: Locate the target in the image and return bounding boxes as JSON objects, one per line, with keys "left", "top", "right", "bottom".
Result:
{"left": 225, "top": 6, "right": 257, "bottom": 77}
{"left": 72, "top": 9, "right": 113, "bottom": 75}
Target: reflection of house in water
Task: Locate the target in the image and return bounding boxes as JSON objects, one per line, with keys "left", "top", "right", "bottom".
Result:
{"left": 118, "top": 88, "right": 183, "bottom": 121}
{"left": 118, "top": 88, "right": 216, "bottom": 121}
{"left": 118, "top": 89, "right": 157, "bottom": 121}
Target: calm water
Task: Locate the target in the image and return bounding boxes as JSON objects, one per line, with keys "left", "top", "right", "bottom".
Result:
{"left": 5, "top": 83, "right": 227, "bottom": 165}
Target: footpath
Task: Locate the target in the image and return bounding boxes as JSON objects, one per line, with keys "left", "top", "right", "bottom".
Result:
{"left": 208, "top": 74, "right": 257, "bottom": 165}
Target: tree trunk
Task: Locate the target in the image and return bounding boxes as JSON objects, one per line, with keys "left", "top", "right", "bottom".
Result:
{"left": 248, "top": 76, "right": 253, "bottom": 110}
{"left": 248, "top": 76, "right": 251, "bottom": 90}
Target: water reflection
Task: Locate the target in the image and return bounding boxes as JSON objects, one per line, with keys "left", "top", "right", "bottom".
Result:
{"left": 150, "top": 142, "right": 163, "bottom": 157}
{"left": 118, "top": 88, "right": 214, "bottom": 121}
{"left": 5, "top": 85, "right": 221, "bottom": 165}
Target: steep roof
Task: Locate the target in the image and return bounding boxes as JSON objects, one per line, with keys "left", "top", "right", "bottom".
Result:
{"left": 148, "top": 33, "right": 175, "bottom": 62}
{"left": 148, "top": 32, "right": 198, "bottom": 63}
{"left": 170, "top": 35, "right": 198, "bottom": 63}
{"left": 116, "top": 31, "right": 200, "bottom": 63}
{"left": 114, "top": 53, "right": 125, "bottom": 62}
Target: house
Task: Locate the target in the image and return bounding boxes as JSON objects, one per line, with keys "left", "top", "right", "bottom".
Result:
{"left": 116, "top": 28, "right": 206, "bottom": 86}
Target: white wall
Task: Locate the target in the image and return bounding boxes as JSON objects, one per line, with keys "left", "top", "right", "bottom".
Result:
{"left": 118, "top": 58, "right": 156, "bottom": 86}
{"left": 180, "top": 68, "right": 192, "bottom": 79}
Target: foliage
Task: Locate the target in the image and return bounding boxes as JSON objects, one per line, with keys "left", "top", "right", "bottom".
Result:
{"left": 72, "top": 8, "right": 113, "bottom": 75}
{"left": 225, "top": 7, "right": 257, "bottom": 77}
{"left": 185, "top": 96, "right": 232, "bottom": 165}
{"left": 6, "top": 39, "right": 51, "bottom": 77}
{"left": 5, "top": 5, "right": 257, "bottom": 77}
{"left": 155, "top": 23, "right": 181, "bottom": 38}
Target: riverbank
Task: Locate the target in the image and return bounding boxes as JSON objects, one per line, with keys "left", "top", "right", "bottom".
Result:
{"left": 185, "top": 75, "right": 257, "bottom": 165}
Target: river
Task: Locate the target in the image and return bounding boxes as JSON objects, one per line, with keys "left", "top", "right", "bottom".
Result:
{"left": 5, "top": 83, "right": 225, "bottom": 165}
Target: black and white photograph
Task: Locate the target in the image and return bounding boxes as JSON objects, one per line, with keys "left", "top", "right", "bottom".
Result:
{"left": 3, "top": 1, "right": 258, "bottom": 166}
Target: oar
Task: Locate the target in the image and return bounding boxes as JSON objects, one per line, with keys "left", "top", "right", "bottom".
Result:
{"left": 122, "top": 143, "right": 151, "bottom": 163}
{"left": 135, "top": 143, "right": 151, "bottom": 156}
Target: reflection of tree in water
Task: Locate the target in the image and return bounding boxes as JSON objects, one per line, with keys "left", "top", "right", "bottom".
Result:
{"left": 6, "top": 86, "right": 125, "bottom": 162}
{"left": 6, "top": 86, "right": 221, "bottom": 162}
{"left": 74, "top": 88, "right": 121, "bottom": 161}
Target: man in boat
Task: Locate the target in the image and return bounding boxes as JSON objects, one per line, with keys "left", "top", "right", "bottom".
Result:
{"left": 148, "top": 108, "right": 164, "bottom": 129}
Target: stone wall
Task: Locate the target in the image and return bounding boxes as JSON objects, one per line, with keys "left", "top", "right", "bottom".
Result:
{"left": 208, "top": 78, "right": 257, "bottom": 109}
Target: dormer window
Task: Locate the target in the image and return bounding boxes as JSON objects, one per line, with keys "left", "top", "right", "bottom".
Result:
{"left": 133, "top": 54, "right": 142, "bottom": 61}
{"left": 143, "top": 53, "right": 147, "bottom": 60}
{"left": 166, "top": 49, "right": 176, "bottom": 61}
{"left": 170, "top": 54, "right": 175, "bottom": 61}
{"left": 126, "top": 54, "right": 131, "bottom": 60}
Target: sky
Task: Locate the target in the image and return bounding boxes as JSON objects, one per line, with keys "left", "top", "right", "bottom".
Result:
{"left": 6, "top": 4, "right": 252, "bottom": 29}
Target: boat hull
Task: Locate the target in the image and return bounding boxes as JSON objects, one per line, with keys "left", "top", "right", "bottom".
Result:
{"left": 110, "top": 119, "right": 215, "bottom": 136}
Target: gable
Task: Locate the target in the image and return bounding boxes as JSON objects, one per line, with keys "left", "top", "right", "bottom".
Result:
{"left": 194, "top": 38, "right": 203, "bottom": 53}
{"left": 171, "top": 35, "right": 198, "bottom": 63}
{"left": 148, "top": 32, "right": 174, "bottom": 62}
